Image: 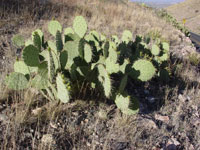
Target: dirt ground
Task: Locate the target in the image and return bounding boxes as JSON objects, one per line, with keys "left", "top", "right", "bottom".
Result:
{"left": 0, "top": 0, "right": 200, "bottom": 150}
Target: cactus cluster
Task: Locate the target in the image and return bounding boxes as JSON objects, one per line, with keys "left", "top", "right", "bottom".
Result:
{"left": 7, "top": 16, "right": 170, "bottom": 115}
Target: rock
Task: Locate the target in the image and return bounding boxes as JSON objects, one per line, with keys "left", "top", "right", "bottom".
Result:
{"left": 32, "top": 107, "right": 42, "bottom": 115}
{"left": 166, "top": 138, "right": 180, "bottom": 148}
{"left": 155, "top": 114, "right": 169, "bottom": 123}
{"left": 178, "top": 94, "right": 186, "bottom": 102}
{"left": 50, "top": 121, "right": 58, "bottom": 129}
{"left": 41, "top": 134, "right": 54, "bottom": 145}
{"left": 0, "top": 114, "right": 8, "bottom": 123}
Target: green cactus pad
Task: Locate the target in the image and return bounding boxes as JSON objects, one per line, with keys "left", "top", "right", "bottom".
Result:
{"left": 56, "top": 73, "right": 70, "bottom": 103}
{"left": 132, "top": 59, "right": 156, "bottom": 81}
{"left": 6, "top": 72, "right": 28, "bottom": 90}
{"left": 31, "top": 62, "right": 48, "bottom": 89}
{"left": 105, "top": 58, "right": 119, "bottom": 74}
{"left": 100, "top": 34, "right": 106, "bottom": 42}
{"left": 159, "top": 53, "right": 168, "bottom": 61}
{"left": 23, "top": 45, "right": 40, "bottom": 67}
{"left": 119, "top": 75, "right": 128, "bottom": 93}
{"left": 122, "top": 30, "right": 132, "bottom": 43}
{"left": 32, "top": 29, "right": 43, "bottom": 38}
{"left": 85, "top": 34, "right": 99, "bottom": 48}
{"left": 84, "top": 43, "right": 92, "bottom": 63}
{"left": 60, "top": 50, "right": 68, "bottom": 70}
{"left": 25, "top": 39, "right": 33, "bottom": 46}
{"left": 64, "top": 27, "right": 74, "bottom": 35}
{"left": 103, "top": 41, "right": 109, "bottom": 58}
{"left": 56, "top": 31, "right": 63, "bottom": 51}
{"left": 119, "top": 59, "right": 129, "bottom": 74}
{"left": 78, "top": 39, "right": 85, "bottom": 59}
{"left": 73, "top": 16, "right": 87, "bottom": 38}
{"left": 65, "top": 33, "right": 80, "bottom": 42}
{"left": 162, "top": 42, "right": 169, "bottom": 52}
{"left": 115, "top": 94, "right": 139, "bottom": 115}
{"left": 47, "top": 49, "right": 56, "bottom": 82}
{"left": 151, "top": 44, "right": 160, "bottom": 56}
{"left": 14, "top": 61, "right": 30, "bottom": 75}
{"left": 48, "top": 20, "right": 62, "bottom": 36}
{"left": 108, "top": 44, "right": 118, "bottom": 63}
{"left": 111, "top": 35, "right": 119, "bottom": 44}
{"left": 97, "top": 64, "right": 111, "bottom": 98}
{"left": 90, "top": 30, "right": 99, "bottom": 41}
{"left": 48, "top": 41, "right": 57, "bottom": 53}
{"left": 32, "top": 32, "right": 41, "bottom": 50}
{"left": 64, "top": 41, "right": 79, "bottom": 68}
{"left": 12, "top": 34, "right": 25, "bottom": 47}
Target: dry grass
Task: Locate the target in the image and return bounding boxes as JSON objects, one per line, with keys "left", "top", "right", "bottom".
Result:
{"left": 1, "top": 0, "right": 200, "bottom": 149}
{"left": 166, "top": 0, "right": 200, "bottom": 33}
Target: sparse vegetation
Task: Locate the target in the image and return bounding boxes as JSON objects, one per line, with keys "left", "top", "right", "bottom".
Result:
{"left": 0, "top": 0, "right": 200, "bottom": 149}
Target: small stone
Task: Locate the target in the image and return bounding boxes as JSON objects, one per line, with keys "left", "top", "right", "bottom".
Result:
{"left": 41, "top": 134, "right": 54, "bottom": 144}
{"left": 155, "top": 114, "right": 169, "bottom": 123}
{"left": 86, "top": 142, "right": 91, "bottom": 147}
{"left": 178, "top": 94, "right": 186, "bottom": 102}
{"left": 32, "top": 107, "right": 42, "bottom": 115}
{"left": 167, "top": 138, "right": 180, "bottom": 146}
{"left": 72, "top": 112, "right": 79, "bottom": 116}
{"left": 186, "top": 96, "right": 191, "bottom": 101}
{"left": 50, "top": 122, "right": 58, "bottom": 129}
{"left": 0, "top": 114, "right": 8, "bottom": 122}
{"left": 84, "top": 119, "right": 89, "bottom": 123}
{"left": 189, "top": 144, "right": 195, "bottom": 150}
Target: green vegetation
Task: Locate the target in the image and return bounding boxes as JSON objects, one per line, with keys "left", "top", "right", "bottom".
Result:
{"left": 157, "top": 10, "right": 190, "bottom": 37}
{"left": 7, "top": 16, "right": 170, "bottom": 115}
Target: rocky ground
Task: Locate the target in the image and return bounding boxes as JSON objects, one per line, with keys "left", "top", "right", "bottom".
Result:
{"left": 0, "top": 0, "right": 200, "bottom": 150}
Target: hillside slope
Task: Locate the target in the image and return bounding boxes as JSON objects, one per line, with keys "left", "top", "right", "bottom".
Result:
{"left": 166, "top": 0, "right": 200, "bottom": 33}
{"left": 1, "top": 0, "right": 200, "bottom": 150}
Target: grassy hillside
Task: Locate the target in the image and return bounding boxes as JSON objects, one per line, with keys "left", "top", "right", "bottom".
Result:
{"left": 166, "top": 0, "right": 200, "bottom": 33}
{"left": 0, "top": 0, "right": 200, "bottom": 149}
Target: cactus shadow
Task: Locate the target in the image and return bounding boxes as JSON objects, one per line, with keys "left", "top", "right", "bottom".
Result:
{"left": 126, "top": 72, "right": 199, "bottom": 114}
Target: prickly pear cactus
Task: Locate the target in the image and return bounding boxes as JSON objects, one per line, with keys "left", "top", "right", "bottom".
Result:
{"left": 151, "top": 44, "right": 160, "bottom": 56}
{"left": 7, "top": 15, "right": 171, "bottom": 115}
{"left": 122, "top": 30, "right": 132, "bottom": 43}
{"left": 73, "top": 16, "right": 87, "bottom": 38}
{"left": 97, "top": 64, "right": 112, "bottom": 98}
{"left": 132, "top": 59, "right": 156, "bottom": 81}
{"left": 14, "top": 60, "right": 30, "bottom": 75}
{"left": 115, "top": 94, "right": 139, "bottom": 115}
{"left": 64, "top": 27, "right": 74, "bottom": 35}
{"left": 84, "top": 43, "right": 92, "bottom": 63}
{"left": 23, "top": 45, "right": 40, "bottom": 67}
{"left": 5, "top": 72, "right": 28, "bottom": 90}
{"left": 48, "top": 20, "right": 62, "bottom": 36}
{"left": 32, "top": 31, "right": 42, "bottom": 50}
{"left": 56, "top": 73, "right": 70, "bottom": 103}
{"left": 12, "top": 34, "right": 25, "bottom": 47}
{"left": 56, "top": 31, "right": 63, "bottom": 51}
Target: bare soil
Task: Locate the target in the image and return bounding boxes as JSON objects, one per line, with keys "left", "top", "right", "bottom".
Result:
{"left": 0, "top": 0, "right": 200, "bottom": 150}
